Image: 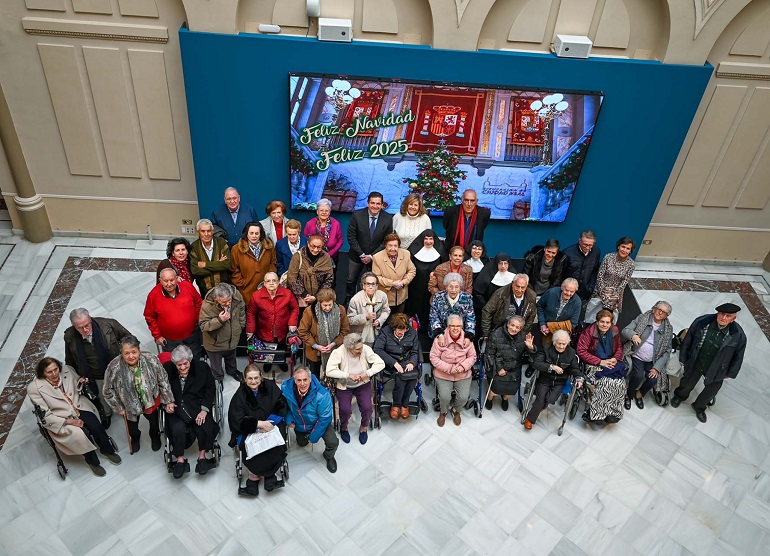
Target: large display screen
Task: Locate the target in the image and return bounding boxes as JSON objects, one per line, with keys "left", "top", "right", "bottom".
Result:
{"left": 290, "top": 73, "right": 603, "bottom": 222}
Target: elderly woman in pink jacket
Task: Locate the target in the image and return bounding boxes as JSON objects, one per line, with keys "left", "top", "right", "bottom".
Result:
{"left": 429, "top": 314, "right": 477, "bottom": 427}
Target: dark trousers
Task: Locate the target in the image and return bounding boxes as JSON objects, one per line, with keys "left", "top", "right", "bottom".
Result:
{"left": 126, "top": 410, "right": 161, "bottom": 445}
{"left": 336, "top": 382, "right": 374, "bottom": 431}
{"left": 308, "top": 359, "right": 322, "bottom": 379}
{"left": 345, "top": 258, "right": 371, "bottom": 303}
{"left": 164, "top": 327, "right": 204, "bottom": 360}
{"left": 295, "top": 423, "right": 339, "bottom": 461}
{"left": 81, "top": 410, "right": 115, "bottom": 465}
{"left": 165, "top": 411, "right": 217, "bottom": 457}
{"left": 207, "top": 349, "right": 238, "bottom": 380}
{"left": 526, "top": 380, "right": 564, "bottom": 424}
{"left": 392, "top": 375, "right": 417, "bottom": 407}
{"left": 674, "top": 367, "right": 723, "bottom": 411}
{"left": 627, "top": 357, "right": 656, "bottom": 397}
{"left": 390, "top": 302, "right": 405, "bottom": 316}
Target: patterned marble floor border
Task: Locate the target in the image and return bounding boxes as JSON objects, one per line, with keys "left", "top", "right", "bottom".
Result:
{"left": 630, "top": 277, "right": 770, "bottom": 341}
{"left": 0, "top": 256, "right": 158, "bottom": 450}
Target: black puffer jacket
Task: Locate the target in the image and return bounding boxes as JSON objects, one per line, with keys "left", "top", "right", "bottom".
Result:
{"left": 522, "top": 249, "right": 567, "bottom": 295}
{"left": 486, "top": 326, "right": 536, "bottom": 385}
{"left": 373, "top": 325, "right": 420, "bottom": 370}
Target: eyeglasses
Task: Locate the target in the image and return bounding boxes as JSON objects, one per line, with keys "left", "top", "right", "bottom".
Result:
{"left": 364, "top": 282, "right": 377, "bottom": 286}
{"left": 653, "top": 307, "right": 669, "bottom": 315}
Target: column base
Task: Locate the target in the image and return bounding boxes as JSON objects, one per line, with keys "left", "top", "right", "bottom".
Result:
{"left": 13, "top": 195, "right": 53, "bottom": 243}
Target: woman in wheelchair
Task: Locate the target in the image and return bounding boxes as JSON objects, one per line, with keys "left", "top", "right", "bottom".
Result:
{"left": 28, "top": 357, "right": 121, "bottom": 476}
{"left": 576, "top": 309, "right": 628, "bottom": 424}
{"left": 485, "top": 316, "right": 536, "bottom": 411}
{"left": 524, "top": 330, "right": 581, "bottom": 430}
{"left": 373, "top": 313, "right": 420, "bottom": 419}
{"left": 162, "top": 346, "right": 219, "bottom": 479}
{"left": 228, "top": 364, "right": 288, "bottom": 496}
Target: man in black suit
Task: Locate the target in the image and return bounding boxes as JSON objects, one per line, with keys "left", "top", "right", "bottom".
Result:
{"left": 345, "top": 191, "right": 393, "bottom": 302}
{"left": 443, "top": 189, "right": 491, "bottom": 249}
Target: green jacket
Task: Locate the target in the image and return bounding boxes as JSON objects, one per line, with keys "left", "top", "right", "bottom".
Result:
{"left": 190, "top": 236, "right": 231, "bottom": 292}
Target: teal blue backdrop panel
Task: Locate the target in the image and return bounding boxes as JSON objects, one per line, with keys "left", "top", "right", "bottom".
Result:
{"left": 179, "top": 28, "right": 712, "bottom": 257}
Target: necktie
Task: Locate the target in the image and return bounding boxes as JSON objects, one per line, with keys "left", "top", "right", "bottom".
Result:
{"left": 369, "top": 217, "right": 376, "bottom": 238}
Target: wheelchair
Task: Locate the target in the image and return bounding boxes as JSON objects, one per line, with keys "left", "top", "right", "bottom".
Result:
{"left": 159, "top": 403, "right": 222, "bottom": 476}
{"left": 325, "top": 377, "right": 377, "bottom": 432}
{"left": 520, "top": 368, "right": 580, "bottom": 436}
{"left": 247, "top": 337, "right": 298, "bottom": 380}
{"left": 372, "top": 360, "right": 428, "bottom": 428}
{"left": 234, "top": 431, "right": 290, "bottom": 495}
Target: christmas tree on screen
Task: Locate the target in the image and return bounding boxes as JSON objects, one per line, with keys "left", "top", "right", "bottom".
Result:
{"left": 404, "top": 140, "right": 466, "bottom": 210}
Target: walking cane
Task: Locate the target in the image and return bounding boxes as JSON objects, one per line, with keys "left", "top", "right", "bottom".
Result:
{"left": 122, "top": 413, "right": 134, "bottom": 454}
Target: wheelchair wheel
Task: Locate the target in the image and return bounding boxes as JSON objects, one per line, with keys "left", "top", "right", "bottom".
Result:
{"left": 282, "top": 460, "right": 289, "bottom": 482}
{"left": 108, "top": 436, "right": 118, "bottom": 452}
{"left": 420, "top": 399, "right": 429, "bottom": 412}
{"left": 57, "top": 461, "right": 67, "bottom": 480}
{"left": 424, "top": 374, "right": 433, "bottom": 386}
{"left": 569, "top": 390, "right": 581, "bottom": 420}
{"left": 431, "top": 397, "right": 440, "bottom": 412}
{"left": 653, "top": 390, "right": 668, "bottom": 407}
{"left": 707, "top": 398, "right": 715, "bottom": 407}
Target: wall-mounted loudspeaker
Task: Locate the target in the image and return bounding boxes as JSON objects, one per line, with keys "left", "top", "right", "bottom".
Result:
{"left": 552, "top": 35, "right": 593, "bottom": 59}
{"left": 318, "top": 17, "right": 352, "bottom": 42}
{"left": 307, "top": 0, "right": 320, "bottom": 18}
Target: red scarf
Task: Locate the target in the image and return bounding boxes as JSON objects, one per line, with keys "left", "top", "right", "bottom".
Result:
{"left": 169, "top": 257, "right": 192, "bottom": 282}
{"left": 453, "top": 207, "right": 477, "bottom": 248}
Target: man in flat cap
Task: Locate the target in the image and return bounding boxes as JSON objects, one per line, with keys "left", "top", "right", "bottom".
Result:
{"left": 670, "top": 302, "right": 746, "bottom": 422}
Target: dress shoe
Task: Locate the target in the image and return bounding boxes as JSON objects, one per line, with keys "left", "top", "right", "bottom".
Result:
{"left": 693, "top": 404, "right": 707, "bottom": 423}
{"left": 88, "top": 463, "right": 106, "bottom": 477}
{"left": 635, "top": 396, "right": 644, "bottom": 410}
{"left": 400, "top": 406, "right": 409, "bottom": 419}
{"left": 172, "top": 460, "right": 190, "bottom": 479}
{"left": 485, "top": 398, "right": 493, "bottom": 410}
{"left": 452, "top": 410, "right": 461, "bottom": 426}
{"left": 228, "top": 370, "right": 243, "bottom": 382}
{"left": 151, "top": 436, "right": 162, "bottom": 452}
{"left": 295, "top": 435, "right": 309, "bottom": 447}
{"left": 340, "top": 430, "right": 350, "bottom": 443}
{"left": 501, "top": 399, "right": 509, "bottom": 411}
{"left": 326, "top": 457, "right": 337, "bottom": 473}
{"left": 243, "top": 479, "right": 259, "bottom": 496}
{"left": 624, "top": 396, "right": 632, "bottom": 410}
{"left": 104, "top": 452, "right": 122, "bottom": 465}
{"left": 437, "top": 413, "right": 447, "bottom": 427}
{"left": 390, "top": 406, "right": 400, "bottom": 420}
{"left": 359, "top": 431, "right": 368, "bottom": 445}
{"left": 605, "top": 415, "right": 620, "bottom": 424}
{"left": 670, "top": 396, "right": 682, "bottom": 408}
{"left": 524, "top": 419, "right": 533, "bottom": 430}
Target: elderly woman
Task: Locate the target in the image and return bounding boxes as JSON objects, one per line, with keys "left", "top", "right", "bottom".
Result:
{"left": 275, "top": 219, "right": 307, "bottom": 276}
{"left": 429, "top": 272, "right": 476, "bottom": 340}
{"left": 156, "top": 237, "right": 193, "bottom": 284}
{"left": 622, "top": 301, "right": 673, "bottom": 410}
{"left": 523, "top": 239, "right": 567, "bottom": 296}
{"left": 326, "top": 333, "right": 384, "bottom": 444}
{"left": 524, "top": 329, "right": 581, "bottom": 430}
{"left": 303, "top": 198, "right": 343, "bottom": 264}
{"left": 298, "top": 288, "right": 350, "bottom": 378}
{"left": 428, "top": 245, "right": 473, "bottom": 300}
{"left": 200, "top": 282, "right": 245, "bottom": 381}
{"left": 430, "top": 314, "right": 477, "bottom": 427}
{"left": 405, "top": 229, "right": 446, "bottom": 330}
{"left": 228, "top": 364, "right": 288, "bottom": 496}
{"left": 392, "top": 192, "right": 432, "bottom": 249}
{"left": 589, "top": 236, "right": 636, "bottom": 321}
{"left": 372, "top": 233, "right": 417, "bottom": 315}
{"left": 103, "top": 335, "right": 174, "bottom": 452}
{"left": 246, "top": 272, "right": 299, "bottom": 370}
{"left": 576, "top": 309, "right": 627, "bottom": 424}
{"left": 162, "top": 345, "right": 219, "bottom": 478}
{"left": 485, "top": 316, "right": 536, "bottom": 411}
{"left": 348, "top": 271, "right": 391, "bottom": 346}
{"left": 28, "top": 357, "right": 121, "bottom": 476}
{"left": 231, "top": 221, "right": 277, "bottom": 305}
{"left": 288, "top": 233, "right": 334, "bottom": 313}
{"left": 260, "top": 200, "right": 288, "bottom": 244}
{"left": 373, "top": 313, "right": 420, "bottom": 419}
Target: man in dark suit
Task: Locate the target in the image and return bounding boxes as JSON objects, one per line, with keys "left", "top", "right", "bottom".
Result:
{"left": 443, "top": 189, "right": 491, "bottom": 249}
{"left": 63, "top": 308, "right": 132, "bottom": 428}
{"left": 345, "top": 191, "right": 393, "bottom": 302}
{"left": 209, "top": 187, "right": 259, "bottom": 248}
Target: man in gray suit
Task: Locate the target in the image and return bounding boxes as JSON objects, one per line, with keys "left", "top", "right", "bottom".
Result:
{"left": 345, "top": 191, "right": 393, "bottom": 303}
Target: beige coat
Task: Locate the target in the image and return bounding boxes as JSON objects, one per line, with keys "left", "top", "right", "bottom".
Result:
{"left": 27, "top": 366, "right": 99, "bottom": 456}
{"left": 324, "top": 344, "right": 385, "bottom": 388}
{"left": 371, "top": 248, "right": 417, "bottom": 306}
{"left": 199, "top": 285, "right": 246, "bottom": 352}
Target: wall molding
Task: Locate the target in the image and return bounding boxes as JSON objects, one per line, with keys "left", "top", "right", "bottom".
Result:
{"left": 22, "top": 17, "right": 168, "bottom": 43}
{"left": 41, "top": 193, "right": 197, "bottom": 204}
{"left": 716, "top": 61, "right": 770, "bottom": 80}
{"left": 648, "top": 222, "right": 770, "bottom": 232}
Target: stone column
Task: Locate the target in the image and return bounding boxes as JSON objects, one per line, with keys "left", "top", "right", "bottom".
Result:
{"left": 0, "top": 83, "right": 53, "bottom": 243}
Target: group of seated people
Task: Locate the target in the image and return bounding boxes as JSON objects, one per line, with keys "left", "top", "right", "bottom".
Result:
{"left": 29, "top": 186, "right": 679, "bottom": 491}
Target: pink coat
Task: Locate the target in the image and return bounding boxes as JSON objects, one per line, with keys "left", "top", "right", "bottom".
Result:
{"left": 430, "top": 331, "right": 477, "bottom": 382}
{"left": 303, "top": 217, "right": 343, "bottom": 260}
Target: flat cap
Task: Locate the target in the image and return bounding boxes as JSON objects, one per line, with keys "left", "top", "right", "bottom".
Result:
{"left": 715, "top": 302, "right": 741, "bottom": 314}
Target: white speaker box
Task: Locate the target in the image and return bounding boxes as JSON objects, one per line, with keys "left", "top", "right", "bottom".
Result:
{"left": 552, "top": 34, "right": 593, "bottom": 59}
{"left": 318, "top": 17, "right": 352, "bottom": 42}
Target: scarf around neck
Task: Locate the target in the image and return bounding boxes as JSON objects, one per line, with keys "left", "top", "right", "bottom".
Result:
{"left": 315, "top": 302, "right": 341, "bottom": 371}
{"left": 169, "top": 256, "right": 191, "bottom": 282}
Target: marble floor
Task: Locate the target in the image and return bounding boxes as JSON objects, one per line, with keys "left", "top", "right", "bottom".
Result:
{"left": 0, "top": 232, "right": 769, "bottom": 556}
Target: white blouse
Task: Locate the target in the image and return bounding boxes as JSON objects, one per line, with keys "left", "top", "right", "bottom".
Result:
{"left": 392, "top": 213, "right": 432, "bottom": 249}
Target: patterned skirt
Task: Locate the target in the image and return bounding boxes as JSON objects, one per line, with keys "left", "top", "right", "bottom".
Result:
{"left": 585, "top": 366, "right": 625, "bottom": 421}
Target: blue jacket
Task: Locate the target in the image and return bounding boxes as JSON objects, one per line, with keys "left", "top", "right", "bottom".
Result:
{"left": 281, "top": 374, "right": 332, "bottom": 443}
{"left": 275, "top": 236, "right": 307, "bottom": 276}
{"left": 536, "top": 287, "right": 582, "bottom": 329}
{"left": 210, "top": 201, "right": 259, "bottom": 247}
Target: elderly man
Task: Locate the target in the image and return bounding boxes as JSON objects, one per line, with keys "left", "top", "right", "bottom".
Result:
{"left": 345, "top": 191, "right": 394, "bottom": 303}
{"left": 199, "top": 283, "right": 245, "bottom": 382}
{"left": 481, "top": 273, "right": 537, "bottom": 337}
{"left": 209, "top": 187, "right": 259, "bottom": 248}
{"left": 162, "top": 345, "right": 219, "bottom": 479}
{"left": 442, "top": 189, "right": 491, "bottom": 249}
{"left": 671, "top": 302, "right": 747, "bottom": 422}
{"left": 190, "top": 218, "right": 231, "bottom": 299}
{"left": 536, "top": 278, "right": 581, "bottom": 342}
{"left": 561, "top": 230, "right": 601, "bottom": 303}
{"left": 63, "top": 308, "right": 131, "bottom": 428}
{"left": 281, "top": 367, "right": 339, "bottom": 473}
{"left": 144, "top": 267, "right": 203, "bottom": 359}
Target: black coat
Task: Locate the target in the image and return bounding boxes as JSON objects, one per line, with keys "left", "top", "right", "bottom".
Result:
{"left": 373, "top": 325, "right": 420, "bottom": 369}
{"left": 522, "top": 249, "right": 567, "bottom": 295}
{"left": 442, "top": 204, "right": 491, "bottom": 248}
{"left": 228, "top": 380, "right": 288, "bottom": 447}
{"left": 531, "top": 343, "right": 581, "bottom": 384}
{"left": 679, "top": 314, "right": 746, "bottom": 385}
{"left": 486, "top": 326, "right": 535, "bottom": 385}
{"left": 163, "top": 359, "right": 216, "bottom": 423}
{"left": 561, "top": 243, "right": 601, "bottom": 300}
{"left": 347, "top": 208, "right": 394, "bottom": 261}
{"left": 64, "top": 317, "right": 131, "bottom": 380}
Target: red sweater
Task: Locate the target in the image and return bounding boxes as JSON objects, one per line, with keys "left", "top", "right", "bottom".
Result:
{"left": 246, "top": 286, "right": 299, "bottom": 342}
{"left": 576, "top": 324, "right": 623, "bottom": 366}
{"left": 144, "top": 281, "right": 202, "bottom": 340}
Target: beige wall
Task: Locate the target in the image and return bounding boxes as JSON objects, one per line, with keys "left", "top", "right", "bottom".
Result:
{"left": 1, "top": 0, "right": 768, "bottom": 260}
